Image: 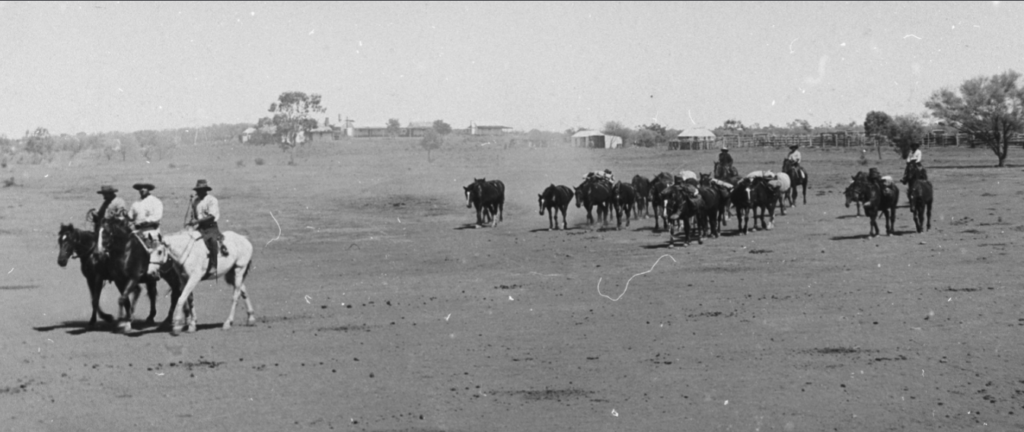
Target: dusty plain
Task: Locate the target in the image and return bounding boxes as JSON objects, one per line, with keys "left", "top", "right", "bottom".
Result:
{"left": 1, "top": 139, "right": 1023, "bottom": 431}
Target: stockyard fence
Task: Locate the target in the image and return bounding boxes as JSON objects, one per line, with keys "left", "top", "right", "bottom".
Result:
{"left": 664, "top": 132, "right": 1024, "bottom": 150}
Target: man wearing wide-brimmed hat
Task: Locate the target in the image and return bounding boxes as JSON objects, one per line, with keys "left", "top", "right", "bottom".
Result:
{"left": 92, "top": 185, "right": 128, "bottom": 257}
{"left": 785, "top": 144, "right": 801, "bottom": 168}
{"left": 186, "top": 179, "right": 223, "bottom": 278}
{"left": 718, "top": 147, "right": 733, "bottom": 167}
{"left": 128, "top": 182, "right": 163, "bottom": 244}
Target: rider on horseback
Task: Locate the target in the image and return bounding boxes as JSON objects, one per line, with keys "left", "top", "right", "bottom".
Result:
{"left": 784, "top": 145, "right": 801, "bottom": 169}
{"left": 128, "top": 183, "right": 163, "bottom": 247}
{"left": 186, "top": 179, "right": 224, "bottom": 279}
{"left": 902, "top": 143, "right": 922, "bottom": 184}
{"left": 93, "top": 185, "right": 128, "bottom": 258}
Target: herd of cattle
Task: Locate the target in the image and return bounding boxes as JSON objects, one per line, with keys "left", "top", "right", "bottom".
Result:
{"left": 464, "top": 160, "right": 934, "bottom": 246}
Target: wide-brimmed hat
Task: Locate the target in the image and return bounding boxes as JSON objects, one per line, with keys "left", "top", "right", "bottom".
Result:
{"left": 910, "top": 142, "right": 920, "bottom": 148}
{"left": 720, "top": 147, "right": 729, "bottom": 152}
{"left": 97, "top": 185, "right": 118, "bottom": 195}
{"left": 789, "top": 145, "right": 799, "bottom": 150}
{"left": 193, "top": 179, "right": 212, "bottom": 191}
{"left": 604, "top": 168, "right": 612, "bottom": 174}
{"left": 133, "top": 183, "right": 155, "bottom": 191}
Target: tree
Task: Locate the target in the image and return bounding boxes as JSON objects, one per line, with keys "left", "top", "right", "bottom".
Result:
{"left": 864, "top": 111, "right": 893, "bottom": 137}
{"left": 432, "top": 120, "right": 452, "bottom": 135}
{"left": 886, "top": 114, "right": 926, "bottom": 158}
{"left": 267, "top": 92, "right": 326, "bottom": 164}
{"left": 926, "top": 70, "right": 1024, "bottom": 166}
{"left": 634, "top": 123, "right": 668, "bottom": 147}
{"left": 24, "top": 127, "right": 53, "bottom": 156}
{"left": 864, "top": 111, "right": 894, "bottom": 160}
{"left": 602, "top": 121, "right": 633, "bottom": 143}
{"left": 787, "top": 119, "right": 812, "bottom": 133}
{"left": 420, "top": 128, "right": 444, "bottom": 162}
{"left": 722, "top": 119, "right": 746, "bottom": 131}
{"left": 386, "top": 118, "right": 402, "bottom": 138}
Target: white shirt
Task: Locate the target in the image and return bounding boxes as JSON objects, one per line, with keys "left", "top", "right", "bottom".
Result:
{"left": 787, "top": 151, "right": 801, "bottom": 163}
{"left": 129, "top": 195, "right": 163, "bottom": 225}
{"left": 191, "top": 195, "right": 220, "bottom": 223}
{"left": 906, "top": 149, "right": 922, "bottom": 163}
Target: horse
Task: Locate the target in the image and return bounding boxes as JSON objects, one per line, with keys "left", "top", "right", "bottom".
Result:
{"left": 663, "top": 183, "right": 705, "bottom": 247}
{"left": 631, "top": 175, "right": 651, "bottom": 218}
{"left": 157, "top": 229, "right": 255, "bottom": 336}
{"left": 464, "top": 178, "right": 505, "bottom": 228}
{"left": 845, "top": 175, "right": 899, "bottom": 237}
{"left": 574, "top": 178, "right": 613, "bottom": 226}
{"left": 648, "top": 172, "right": 674, "bottom": 231}
{"left": 699, "top": 173, "right": 733, "bottom": 227}
{"left": 89, "top": 219, "right": 186, "bottom": 333}
{"left": 696, "top": 171, "right": 729, "bottom": 234}
{"left": 904, "top": 163, "right": 933, "bottom": 233}
{"left": 770, "top": 172, "right": 791, "bottom": 215}
{"left": 612, "top": 181, "right": 636, "bottom": 230}
{"left": 714, "top": 161, "right": 742, "bottom": 187}
{"left": 844, "top": 172, "right": 867, "bottom": 216}
{"left": 782, "top": 159, "right": 808, "bottom": 206}
{"left": 58, "top": 223, "right": 151, "bottom": 328}
{"left": 538, "top": 184, "right": 573, "bottom": 231}
{"left": 731, "top": 177, "right": 776, "bottom": 233}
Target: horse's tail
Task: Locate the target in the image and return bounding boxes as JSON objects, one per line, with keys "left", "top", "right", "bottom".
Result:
{"left": 243, "top": 258, "right": 254, "bottom": 282}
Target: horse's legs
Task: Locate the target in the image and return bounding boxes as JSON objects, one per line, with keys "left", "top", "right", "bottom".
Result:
{"left": 224, "top": 263, "right": 256, "bottom": 329}
{"left": 926, "top": 203, "right": 932, "bottom": 231}
{"left": 172, "top": 274, "right": 203, "bottom": 336}
{"left": 115, "top": 279, "right": 138, "bottom": 333}
{"left": 87, "top": 277, "right": 112, "bottom": 326}
{"left": 802, "top": 183, "right": 807, "bottom": 205}
{"left": 144, "top": 280, "right": 158, "bottom": 326}
{"left": 559, "top": 205, "right": 568, "bottom": 230}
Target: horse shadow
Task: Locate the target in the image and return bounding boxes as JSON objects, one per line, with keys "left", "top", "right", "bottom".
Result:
{"left": 454, "top": 223, "right": 484, "bottom": 230}
{"left": 32, "top": 320, "right": 94, "bottom": 336}
{"left": 124, "top": 322, "right": 222, "bottom": 338}
{"left": 528, "top": 227, "right": 578, "bottom": 233}
{"left": 835, "top": 215, "right": 860, "bottom": 220}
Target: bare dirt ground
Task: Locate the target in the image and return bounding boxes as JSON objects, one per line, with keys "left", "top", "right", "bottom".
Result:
{"left": 2, "top": 140, "right": 1023, "bottom": 431}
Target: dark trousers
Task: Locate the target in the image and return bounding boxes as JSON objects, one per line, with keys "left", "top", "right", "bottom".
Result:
{"left": 197, "top": 221, "right": 223, "bottom": 275}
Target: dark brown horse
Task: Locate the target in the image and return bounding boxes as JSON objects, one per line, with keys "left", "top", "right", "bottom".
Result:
{"left": 730, "top": 177, "right": 776, "bottom": 234}
{"left": 464, "top": 178, "right": 505, "bottom": 228}
{"left": 699, "top": 173, "right": 732, "bottom": 228}
{"left": 782, "top": 159, "right": 808, "bottom": 206}
{"left": 57, "top": 223, "right": 183, "bottom": 331}
{"left": 631, "top": 175, "right": 651, "bottom": 218}
{"left": 649, "top": 172, "right": 674, "bottom": 231}
{"left": 714, "top": 161, "right": 742, "bottom": 187}
{"left": 612, "top": 181, "right": 636, "bottom": 230}
{"left": 574, "top": 178, "right": 614, "bottom": 226}
{"left": 664, "top": 183, "right": 705, "bottom": 247}
{"left": 538, "top": 184, "right": 573, "bottom": 230}
{"left": 845, "top": 175, "right": 899, "bottom": 237}
{"left": 904, "top": 164, "right": 933, "bottom": 233}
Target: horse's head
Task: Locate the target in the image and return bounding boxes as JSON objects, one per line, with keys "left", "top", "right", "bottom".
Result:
{"left": 147, "top": 242, "right": 169, "bottom": 278}
{"left": 538, "top": 193, "right": 546, "bottom": 215}
{"left": 57, "top": 224, "right": 78, "bottom": 267}
{"left": 573, "top": 184, "right": 586, "bottom": 208}
{"left": 463, "top": 185, "right": 474, "bottom": 208}
{"left": 698, "top": 173, "right": 712, "bottom": 187}
{"left": 844, "top": 179, "right": 875, "bottom": 208}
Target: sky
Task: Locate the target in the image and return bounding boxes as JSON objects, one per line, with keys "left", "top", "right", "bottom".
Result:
{"left": 1, "top": 1, "right": 1022, "bottom": 137}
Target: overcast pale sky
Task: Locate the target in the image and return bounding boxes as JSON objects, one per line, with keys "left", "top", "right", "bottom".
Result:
{"left": 1, "top": 1, "right": 1021, "bottom": 136}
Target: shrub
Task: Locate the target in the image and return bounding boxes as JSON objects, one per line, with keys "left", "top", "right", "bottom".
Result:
{"left": 2, "top": 177, "right": 17, "bottom": 188}
{"left": 236, "top": 159, "right": 246, "bottom": 168}
{"left": 254, "top": 158, "right": 265, "bottom": 166}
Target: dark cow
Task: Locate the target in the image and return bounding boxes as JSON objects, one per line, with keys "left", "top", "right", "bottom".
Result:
{"left": 538, "top": 184, "right": 573, "bottom": 231}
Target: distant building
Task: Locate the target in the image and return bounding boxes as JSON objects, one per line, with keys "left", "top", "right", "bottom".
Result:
{"left": 469, "top": 121, "right": 511, "bottom": 136}
{"left": 572, "top": 130, "right": 622, "bottom": 149}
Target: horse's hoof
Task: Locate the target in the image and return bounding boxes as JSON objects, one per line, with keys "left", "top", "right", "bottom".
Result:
{"left": 171, "top": 327, "right": 182, "bottom": 336}
{"left": 222, "top": 322, "right": 232, "bottom": 330}
{"left": 187, "top": 324, "right": 197, "bottom": 333}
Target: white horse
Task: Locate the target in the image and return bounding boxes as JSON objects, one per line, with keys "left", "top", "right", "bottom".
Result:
{"left": 159, "top": 229, "right": 255, "bottom": 336}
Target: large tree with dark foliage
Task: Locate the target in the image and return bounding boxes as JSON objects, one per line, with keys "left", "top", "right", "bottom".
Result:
{"left": 267, "top": 92, "right": 325, "bottom": 164}
{"left": 926, "top": 70, "right": 1024, "bottom": 167}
